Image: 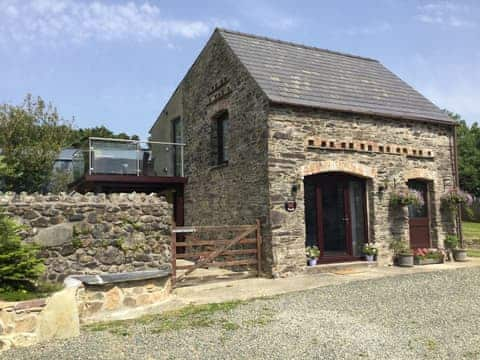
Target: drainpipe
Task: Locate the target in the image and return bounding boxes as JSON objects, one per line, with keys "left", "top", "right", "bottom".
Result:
{"left": 452, "top": 124, "right": 464, "bottom": 247}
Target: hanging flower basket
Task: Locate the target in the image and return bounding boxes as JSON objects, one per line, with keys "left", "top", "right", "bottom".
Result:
{"left": 441, "top": 188, "right": 473, "bottom": 213}
{"left": 389, "top": 188, "right": 424, "bottom": 207}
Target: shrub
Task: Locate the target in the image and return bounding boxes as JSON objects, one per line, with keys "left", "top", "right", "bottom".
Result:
{"left": 0, "top": 213, "right": 45, "bottom": 289}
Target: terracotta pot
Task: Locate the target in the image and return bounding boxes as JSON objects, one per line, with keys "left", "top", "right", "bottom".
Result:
{"left": 397, "top": 254, "right": 414, "bottom": 267}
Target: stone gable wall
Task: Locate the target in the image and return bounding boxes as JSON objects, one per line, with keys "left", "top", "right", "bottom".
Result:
{"left": 179, "top": 33, "right": 273, "bottom": 268}
{"left": 0, "top": 192, "right": 172, "bottom": 282}
{"left": 267, "top": 105, "right": 457, "bottom": 275}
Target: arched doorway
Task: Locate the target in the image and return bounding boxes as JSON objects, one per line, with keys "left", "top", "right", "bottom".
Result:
{"left": 304, "top": 172, "right": 368, "bottom": 262}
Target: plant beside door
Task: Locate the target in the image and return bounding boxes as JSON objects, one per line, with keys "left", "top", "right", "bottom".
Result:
{"left": 306, "top": 246, "right": 320, "bottom": 266}
{"left": 362, "top": 243, "right": 378, "bottom": 262}
{"left": 444, "top": 234, "right": 468, "bottom": 262}
{"left": 390, "top": 239, "right": 414, "bottom": 267}
{"left": 413, "top": 248, "right": 444, "bottom": 265}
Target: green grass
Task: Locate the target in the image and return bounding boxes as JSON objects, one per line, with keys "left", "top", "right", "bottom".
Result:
{"left": 467, "top": 249, "right": 480, "bottom": 257}
{"left": 0, "top": 282, "right": 63, "bottom": 302}
{"left": 85, "top": 300, "right": 246, "bottom": 335}
{"left": 462, "top": 222, "right": 480, "bottom": 256}
{"left": 462, "top": 222, "right": 480, "bottom": 243}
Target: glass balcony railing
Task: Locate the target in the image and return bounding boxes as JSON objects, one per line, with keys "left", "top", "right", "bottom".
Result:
{"left": 72, "top": 137, "right": 185, "bottom": 182}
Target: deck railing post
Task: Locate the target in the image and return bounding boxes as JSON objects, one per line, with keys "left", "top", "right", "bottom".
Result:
{"left": 256, "top": 219, "right": 262, "bottom": 276}
{"left": 171, "top": 221, "right": 177, "bottom": 288}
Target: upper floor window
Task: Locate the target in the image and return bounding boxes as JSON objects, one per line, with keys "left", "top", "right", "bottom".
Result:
{"left": 216, "top": 112, "right": 229, "bottom": 164}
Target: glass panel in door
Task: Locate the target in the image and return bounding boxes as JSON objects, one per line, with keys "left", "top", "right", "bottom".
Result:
{"left": 349, "top": 180, "right": 366, "bottom": 256}
{"left": 322, "top": 181, "right": 347, "bottom": 255}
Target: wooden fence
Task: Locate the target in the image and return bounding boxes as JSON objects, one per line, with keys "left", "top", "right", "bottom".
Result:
{"left": 171, "top": 220, "right": 262, "bottom": 287}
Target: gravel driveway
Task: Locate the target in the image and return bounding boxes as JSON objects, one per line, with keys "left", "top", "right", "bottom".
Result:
{"left": 6, "top": 267, "right": 480, "bottom": 359}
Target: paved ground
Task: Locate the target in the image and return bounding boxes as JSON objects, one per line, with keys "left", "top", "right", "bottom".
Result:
{"left": 6, "top": 266, "right": 480, "bottom": 360}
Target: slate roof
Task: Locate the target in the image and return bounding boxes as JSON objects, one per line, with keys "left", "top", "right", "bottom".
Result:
{"left": 218, "top": 29, "right": 453, "bottom": 124}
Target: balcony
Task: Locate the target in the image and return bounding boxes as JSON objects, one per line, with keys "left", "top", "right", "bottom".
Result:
{"left": 71, "top": 137, "right": 186, "bottom": 193}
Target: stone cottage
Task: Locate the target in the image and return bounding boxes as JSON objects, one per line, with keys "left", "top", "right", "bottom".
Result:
{"left": 150, "top": 28, "right": 458, "bottom": 276}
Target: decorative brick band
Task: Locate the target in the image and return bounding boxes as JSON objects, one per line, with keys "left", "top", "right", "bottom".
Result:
{"left": 403, "top": 168, "right": 437, "bottom": 181}
{"left": 305, "top": 137, "right": 434, "bottom": 159}
{"left": 302, "top": 161, "right": 377, "bottom": 178}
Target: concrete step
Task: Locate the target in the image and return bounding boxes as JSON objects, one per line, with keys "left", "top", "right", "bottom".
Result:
{"left": 304, "top": 261, "right": 377, "bottom": 275}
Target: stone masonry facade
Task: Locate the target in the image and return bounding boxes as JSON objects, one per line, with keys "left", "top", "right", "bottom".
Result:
{"left": 0, "top": 192, "right": 172, "bottom": 282}
{"left": 153, "top": 31, "right": 457, "bottom": 276}
{"left": 177, "top": 32, "right": 273, "bottom": 266}
{"left": 267, "top": 105, "right": 456, "bottom": 274}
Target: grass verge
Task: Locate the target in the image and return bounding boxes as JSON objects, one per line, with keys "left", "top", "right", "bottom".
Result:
{"left": 0, "top": 282, "right": 63, "bottom": 302}
{"left": 85, "top": 300, "right": 247, "bottom": 336}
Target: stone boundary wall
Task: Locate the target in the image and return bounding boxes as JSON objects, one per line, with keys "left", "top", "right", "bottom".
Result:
{"left": 0, "top": 286, "right": 80, "bottom": 351}
{"left": 0, "top": 192, "right": 173, "bottom": 281}
{"left": 0, "top": 270, "right": 172, "bottom": 351}
{"left": 76, "top": 276, "right": 171, "bottom": 324}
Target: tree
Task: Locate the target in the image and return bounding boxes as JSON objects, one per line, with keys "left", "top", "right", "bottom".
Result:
{"left": 0, "top": 95, "right": 73, "bottom": 193}
{"left": 0, "top": 212, "right": 45, "bottom": 288}
{"left": 69, "top": 125, "right": 139, "bottom": 148}
{"left": 445, "top": 110, "right": 480, "bottom": 197}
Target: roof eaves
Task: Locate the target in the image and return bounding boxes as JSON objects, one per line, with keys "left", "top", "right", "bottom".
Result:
{"left": 268, "top": 98, "right": 456, "bottom": 126}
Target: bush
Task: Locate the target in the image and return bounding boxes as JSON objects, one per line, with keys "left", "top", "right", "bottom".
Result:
{"left": 0, "top": 213, "right": 45, "bottom": 289}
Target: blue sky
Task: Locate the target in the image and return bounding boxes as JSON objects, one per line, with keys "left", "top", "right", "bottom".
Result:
{"left": 1, "top": 0, "right": 479, "bottom": 139}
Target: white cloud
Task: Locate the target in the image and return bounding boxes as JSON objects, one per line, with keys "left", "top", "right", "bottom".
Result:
{"left": 343, "top": 22, "right": 392, "bottom": 36}
{"left": 0, "top": 0, "right": 212, "bottom": 45}
{"left": 406, "top": 55, "right": 480, "bottom": 124}
{"left": 415, "top": 1, "right": 476, "bottom": 28}
{"left": 236, "top": 0, "right": 297, "bottom": 31}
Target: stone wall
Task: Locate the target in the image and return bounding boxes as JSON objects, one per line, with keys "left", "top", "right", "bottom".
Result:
{"left": 174, "top": 33, "right": 273, "bottom": 267}
{"left": 267, "top": 105, "right": 457, "bottom": 274}
{"left": 0, "top": 287, "right": 80, "bottom": 352}
{"left": 0, "top": 192, "right": 172, "bottom": 281}
{"left": 75, "top": 275, "right": 171, "bottom": 324}
{"left": 0, "top": 270, "right": 172, "bottom": 351}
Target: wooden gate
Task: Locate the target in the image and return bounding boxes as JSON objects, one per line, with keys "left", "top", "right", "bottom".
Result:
{"left": 171, "top": 220, "right": 262, "bottom": 287}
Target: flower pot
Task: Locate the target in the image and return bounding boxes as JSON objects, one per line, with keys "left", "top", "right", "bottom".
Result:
{"left": 453, "top": 249, "right": 468, "bottom": 262}
{"left": 414, "top": 257, "right": 443, "bottom": 265}
{"left": 308, "top": 258, "right": 317, "bottom": 266}
{"left": 365, "top": 254, "right": 374, "bottom": 262}
{"left": 397, "top": 254, "right": 414, "bottom": 267}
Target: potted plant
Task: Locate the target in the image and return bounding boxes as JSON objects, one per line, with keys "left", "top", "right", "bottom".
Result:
{"left": 413, "top": 248, "right": 444, "bottom": 265}
{"left": 306, "top": 246, "right": 320, "bottom": 266}
{"left": 362, "top": 243, "right": 377, "bottom": 262}
{"left": 444, "top": 234, "right": 458, "bottom": 261}
{"left": 390, "top": 187, "right": 425, "bottom": 207}
{"left": 441, "top": 189, "right": 473, "bottom": 214}
{"left": 390, "top": 239, "right": 414, "bottom": 267}
{"left": 444, "top": 234, "right": 467, "bottom": 262}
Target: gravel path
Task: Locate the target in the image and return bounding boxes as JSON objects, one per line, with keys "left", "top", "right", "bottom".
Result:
{"left": 5, "top": 268, "right": 480, "bottom": 360}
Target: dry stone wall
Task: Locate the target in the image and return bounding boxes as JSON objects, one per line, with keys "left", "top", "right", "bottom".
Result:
{"left": 0, "top": 192, "right": 172, "bottom": 282}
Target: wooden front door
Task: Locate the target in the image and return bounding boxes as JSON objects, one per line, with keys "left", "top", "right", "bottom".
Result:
{"left": 408, "top": 180, "right": 430, "bottom": 248}
{"left": 304, "top": 173, "right": 367, "bottom": 262}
